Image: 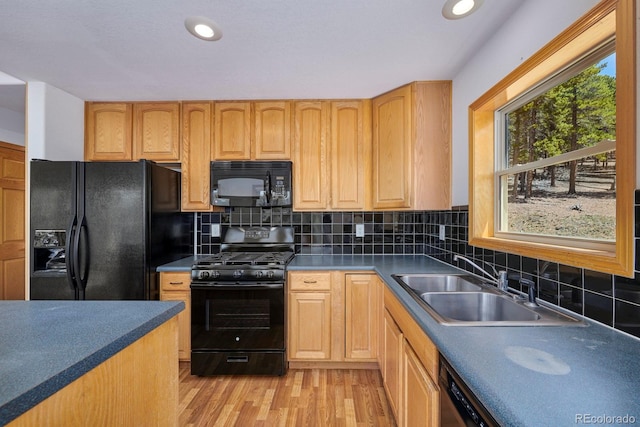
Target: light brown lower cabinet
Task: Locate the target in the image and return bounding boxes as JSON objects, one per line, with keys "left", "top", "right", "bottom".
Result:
{"left": 287, "top": 270, "right": 439, "bottom": 426}
{"left": 403, "top": 339, "right": 439, "bottom": 427}
{"left": 383, "top": 308, "right": 403, "bottom": 422}
{"left": 383, "top": 286, "right": 440, "bottom": 427}
{"left": 160, "top": 272, "right": 191, "bottom": 361}
{"left": 287, "top": 271, "right": 381, "bottom": 366}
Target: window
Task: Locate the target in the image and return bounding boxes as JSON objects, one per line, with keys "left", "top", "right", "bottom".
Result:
{"left": 469, "top": 0, "right": 635, "bottom": 277}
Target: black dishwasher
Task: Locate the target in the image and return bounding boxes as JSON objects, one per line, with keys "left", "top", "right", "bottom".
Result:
{"left": 439, "top": 356, "right": 499, "bottom": 427}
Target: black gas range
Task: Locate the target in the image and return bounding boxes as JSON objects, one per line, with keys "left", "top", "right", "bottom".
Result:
{"left": 190, "top": 226, "right": 294, "bottom": 376}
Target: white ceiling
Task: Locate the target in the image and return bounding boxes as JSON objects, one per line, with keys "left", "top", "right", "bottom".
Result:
{"left": 0, "top": 0, "right": 526, "bottom": 106}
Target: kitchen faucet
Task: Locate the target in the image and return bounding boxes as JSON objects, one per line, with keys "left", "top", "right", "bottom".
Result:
{"left": 453, "top": 255, "right": 508, "bottom": 292}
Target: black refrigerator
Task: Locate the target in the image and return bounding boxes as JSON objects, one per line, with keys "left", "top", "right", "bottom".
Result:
{"left": 30, "top": 160, "right": 193, "bottom": 300}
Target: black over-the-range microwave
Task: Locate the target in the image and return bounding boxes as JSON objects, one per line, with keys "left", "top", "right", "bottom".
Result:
{"left": 210, "top": 161, "right": 292, "bottom": 207}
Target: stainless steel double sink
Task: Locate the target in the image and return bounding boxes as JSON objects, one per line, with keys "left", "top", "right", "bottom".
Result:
{"left": 392, "top": 273, "right": 585, "bottom": 326}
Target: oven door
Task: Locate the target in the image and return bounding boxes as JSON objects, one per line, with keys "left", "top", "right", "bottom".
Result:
{"left": 190, "top": 282, "right": 287, "bottom": 376}
{"left": 191, "top": 282, "right": 285, "bottom": 352}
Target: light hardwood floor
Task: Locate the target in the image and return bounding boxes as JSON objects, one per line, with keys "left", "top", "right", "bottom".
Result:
{"left": 178, "top": 362, "right": 397, "bottom": 426}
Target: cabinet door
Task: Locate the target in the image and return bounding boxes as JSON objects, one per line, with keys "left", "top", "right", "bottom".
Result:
{"left": 214, "top": 102, "right": 251, "bottom": 159}
{"left": 85, "top": 103, "right": 133, "bottom": 161}
{"left": 330, "top": 100, "right": 371, "bottom": 210}
{"left": 254, "top": 101, "right": 291, "bottom": 159}
{"left": 288, "top": 291, "right": 332, "bottom": 360}
{"left": 383, "top": 309, "right": 403, "bottom": 423}
{"left": 403, "top": 340, "right": 439, "bottom": 427}
{"left": 160, "top": 290, "right": 191, "bottom": 361}
{"left": 133, "top": 103, "right": 181, "bottom": 161}
{"left": 372, "top": 85, "right": 412, "bottom": 209}
{"left": 293, "top": 101, "right": 329, "bottom": 210}
{"left": 159, "top": 272, "right": 191, "bottom": 361}
{"left": 345, "top": 273, "right": 378, "bottom": 360}
{"left": 182, "top": 102, "right": 213, "bottom": 211}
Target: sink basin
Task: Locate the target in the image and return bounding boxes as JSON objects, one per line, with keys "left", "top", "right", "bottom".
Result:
{"left": 392, "top": 273, "right": 585, "bottom": 326}
{"left": 392, "top": 274, "right": 485, "bottom": 293}
{"left": 421, "top": 292, "right": 540, "bottom": 323}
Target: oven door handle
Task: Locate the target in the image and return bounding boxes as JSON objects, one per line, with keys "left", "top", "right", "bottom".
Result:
{"left": 191, "top": 283, "right": 284, "bottom": 290}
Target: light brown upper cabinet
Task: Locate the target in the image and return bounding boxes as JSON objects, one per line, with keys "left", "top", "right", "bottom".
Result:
{"left": 293, "top": 101, "right": 330, "bottom": 210}
{"left": 213, "top": 102, "right": 252, "bottom": 160}
{"left": 85, "top": 103, "right": 133, "bottom": 161}
{"left": 253, "top": 101, "right": 291, "bottom": 159}
{"left": 372, "top": 81, "right": 451, "bottom": 210}
{"left": 181, "top": 102, "right": 213, "bottom": 211}
{"left": 85, "top": 102, "right": 180, "bottom": 162}
{"left": 330, "top": 100, "right": 371, "bottom": 210}
{"left": 133, "top": 103, "right": 181, "bottom": 162}
{"left": 293, "top": 99, "right": 371, "bottom": 211}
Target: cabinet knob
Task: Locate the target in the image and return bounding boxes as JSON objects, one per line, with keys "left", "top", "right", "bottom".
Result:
{"left": 170, "top": 281, "right": 184, "bottom": 285}
{"left": 303, "top": 280, "right": 317, "bottom": 284}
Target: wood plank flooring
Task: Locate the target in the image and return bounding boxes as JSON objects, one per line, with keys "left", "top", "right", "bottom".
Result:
{"left": 178, "top": 362, "right": 396, "bottom": 426}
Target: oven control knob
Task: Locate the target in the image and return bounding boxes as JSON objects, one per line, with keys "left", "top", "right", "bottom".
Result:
{"left": 211, "top": 271, "right": 220, "bottom": 279}
{"left": 235, "top": 336, "right": 240, "bottom": 342}
{"left": 200, "top": 271, "right": 210, "bottom": 279}
{"left": 256, "top": 271, "right": 264, "bottom": 278}
{"left": 233, "top": 270, "right": 244, "bottom": 279}
{"left": 267, "top": 271, "right": 274, "bottom": 279}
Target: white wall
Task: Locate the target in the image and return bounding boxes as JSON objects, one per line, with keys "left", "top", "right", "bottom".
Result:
{"left": 0, "top": 106, "right": 25, "bottom": 145}
{"left": 450, "top": 0, "right": 601, "bottom": 206}
{"left": 27, "top": 82, "right": 84, "bottom": 161}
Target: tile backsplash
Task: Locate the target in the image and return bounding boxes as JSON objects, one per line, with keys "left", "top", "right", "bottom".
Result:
{"left": 196, "top": 197, "right": 640, "bottom": 339}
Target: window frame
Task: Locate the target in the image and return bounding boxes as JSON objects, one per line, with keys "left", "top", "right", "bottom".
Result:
{"left": 468, "top": 0, "right": 636, "bottom": 277}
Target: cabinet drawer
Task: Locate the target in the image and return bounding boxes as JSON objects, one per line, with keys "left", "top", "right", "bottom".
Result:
{"left": 160, "top": 272, "right": 191, "bottom": 291}
{"left": 288, "top": 272, "right": 332, "bottom": 291}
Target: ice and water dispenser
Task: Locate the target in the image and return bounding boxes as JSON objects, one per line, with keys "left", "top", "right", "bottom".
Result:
{"left": 33, "top": 230, "right": 67, "bottom": 273}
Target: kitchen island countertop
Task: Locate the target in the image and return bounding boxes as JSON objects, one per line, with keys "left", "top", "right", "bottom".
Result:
{"left": 288, "top": 254, "right": 640, "bottom": 427}
{"left": 0, "top": 300, "right": 183, "bottom": 425}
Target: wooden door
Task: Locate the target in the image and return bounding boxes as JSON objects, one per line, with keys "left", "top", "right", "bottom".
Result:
{"left": 330, "top": 100, "right": 371, "bottom": 210}
{"left": 133, "top": 103, "right": 181, "bottom": 162}
{"left": 345, "top": 273, "right": 378, "bottom": 360}
{"left": 383, "top": 309, "right": 403, "bottom": 424}
{"left": 160, "top": 272, "right": 191, "bottom": 361}
{"left": 214, "top": 102, "right": 251, "bottom": 159}
{"left": 85, "top": 103, "right": 133, "bottom": 161}
{"left": 288, "top": 291, "right": 332, "bottom": 360}
{"left": 181, "top": 102, "right": 213, "bottom": 211}
{"left": 293, "top": 101, "right": 329, "bottom": 210}
{"left": 403, "top": 340, "right": 439, "bottom": 427}
{"left": 372, "top": 85, "right": 412, "bottom": 209}
{"left": 0, "top": 142, "right": 25, "bottom": 300}
{"left": 254, "top": 101, "right": 291, "bottom": 159}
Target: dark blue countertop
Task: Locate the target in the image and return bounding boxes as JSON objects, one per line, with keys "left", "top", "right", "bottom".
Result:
{"left": 287, "top": 255, "right": 640, "bottom": 427}
{"left": 0, "top": 300, "right": 183, "bottom": 425}
{"left": 156, "top": 256, "right": 199, "bottom": 272}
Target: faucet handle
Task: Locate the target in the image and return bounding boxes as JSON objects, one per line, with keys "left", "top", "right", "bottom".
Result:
{"left": 497, "top": 271, "right": 508, "bottom": 291}
{"left": 519, "top": 277, "right": 539, "bottom": 307}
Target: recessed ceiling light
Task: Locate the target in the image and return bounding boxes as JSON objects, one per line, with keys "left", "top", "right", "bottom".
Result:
{"left": 442, "top": 0, "right": 484, "bottom": 20}
{"left": 185, "top": 16, "right": 222, "bottom": 41}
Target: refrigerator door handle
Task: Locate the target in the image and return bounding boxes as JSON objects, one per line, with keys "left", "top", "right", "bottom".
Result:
{"left": 66, "top": 215, "right": 79, "bottom": 298}
{"left": 76, "top": 216, "right": 89, "bottom": 298}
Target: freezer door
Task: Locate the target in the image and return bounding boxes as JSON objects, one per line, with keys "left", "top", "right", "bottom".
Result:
{"left": 83, "top": 162, "right": 148, "bottom": 300}
{"left": 29, "top": 161, "right": 78, "bottom": 300}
